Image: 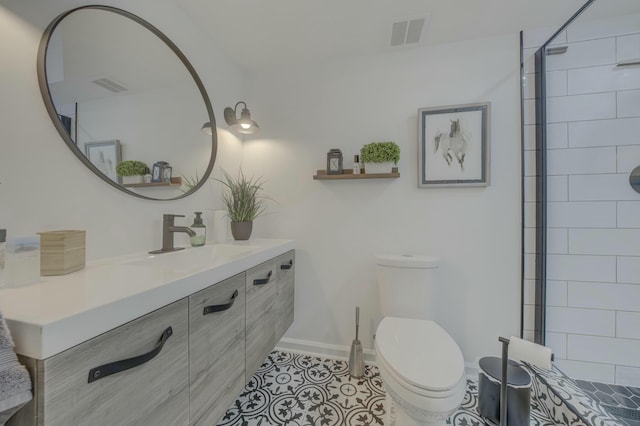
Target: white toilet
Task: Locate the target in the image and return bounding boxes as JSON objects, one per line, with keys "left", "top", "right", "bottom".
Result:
{"left": 374, "top": 254, "right": 466, "bottom": 426}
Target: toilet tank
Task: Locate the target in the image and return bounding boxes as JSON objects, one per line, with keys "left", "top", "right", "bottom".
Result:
{"left": 375, "top": 254, "right": 440, "bottom": 320}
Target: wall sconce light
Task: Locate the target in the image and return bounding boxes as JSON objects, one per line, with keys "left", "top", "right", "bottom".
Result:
{"left": 201, "top": 122, "right": 213, "bottom": 135}
{"left": 224, "top": 101, "right": 259, "bottom": 135}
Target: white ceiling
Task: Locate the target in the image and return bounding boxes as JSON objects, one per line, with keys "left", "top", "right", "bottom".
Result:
{"left": 176, "top": 0, "right": 597, "bottom": 70}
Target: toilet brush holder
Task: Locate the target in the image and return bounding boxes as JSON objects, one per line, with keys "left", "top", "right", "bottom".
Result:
{"left": 348, "top": 306, "right": 364, "bottom": 378}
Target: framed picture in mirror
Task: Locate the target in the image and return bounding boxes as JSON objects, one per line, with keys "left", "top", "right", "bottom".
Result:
{"left": 84, "top": 140, "right": 121, "bottom": 184}
{"left": 151, "top": 163, "right": 162, "bottom": 182}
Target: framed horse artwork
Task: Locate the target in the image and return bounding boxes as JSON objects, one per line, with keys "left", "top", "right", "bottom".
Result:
{"left": 418, "top": 102, "right": 490, "bottom": 187}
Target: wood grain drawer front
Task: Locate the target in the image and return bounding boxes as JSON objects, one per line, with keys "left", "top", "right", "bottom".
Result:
{"left": 42, "top": 299, "right": 189, "bottom": 426}
{"left": 188, "top": 273, "right": 246, "bottom": 426}
{"left": 275, "top": 250, "right": 295, "bottom": 342}
{"left": 245, "top": 260, "right": 277, "bottom": 380}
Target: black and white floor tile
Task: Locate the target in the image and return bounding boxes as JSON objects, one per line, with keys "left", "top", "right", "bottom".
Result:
{"left": 217, "top": 350, "right": 561, "bottom": 426}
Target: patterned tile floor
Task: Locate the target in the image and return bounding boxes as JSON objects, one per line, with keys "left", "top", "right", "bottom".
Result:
{"left": 217, "top": 350, "right": 559, "bottom": 425}
{"left": 576, "top": 379, "right": 640, "bottom": 426}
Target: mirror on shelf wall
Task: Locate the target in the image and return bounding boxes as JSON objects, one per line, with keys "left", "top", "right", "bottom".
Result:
{"left": 37, "top": 6, "right": 217, "bottom": 200}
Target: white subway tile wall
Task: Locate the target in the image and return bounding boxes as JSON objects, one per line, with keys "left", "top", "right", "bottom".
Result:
{"left": 545, "top": 332, "right": 568, "bottom": 359}
{"left": 616, "top": 312, "right": 640, "bottom": 340}
{"left": 547, "top": 147, "right": 616, "bottom": 175}
{"left": 548, "top": 202, "right": 616, "bottom": 228}
{"left": 554, "top": 359, "right": 616, "bottom": 384}
{"left": 546, "top": 307, "right": 615, "bottom": 336}
{"left": 524, "top": 18, "right": 640, "bottom": 386}
{"left": 618, "top": 89, "right": 640, "bottom": 118}
{"left": 617, "top": 146, "right": 640, "bottom": 174}
{"left": 617, "top": 256, "right": 640, "bottom": 284}
{"left": 540, "top": 16, "right": 640, "bottom": 387}
{"left": 568, "top": 117, "right": 640, "bottom": 148}
{"left": 616, "top": 366, "right": 640, "bottom": 387}
{"left": 547, "top": 229, "right": 568, "bottom": 254}
{"left": 617, "top": 34, "right": 640, "bottom": 63}
{"left": 548, "top": 175, "right": 569, "bottom": 201}
{"left": 547, "top": 122, "right": 569, "bottom": 149}
{"left": 568, "top": 335, "right": 640, "bottom": 368}
{"left": 546, "top": 280, "right": 568, "bottom": 306}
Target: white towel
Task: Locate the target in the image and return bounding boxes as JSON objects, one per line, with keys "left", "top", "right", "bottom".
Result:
{"left": 0, "top": 313, "right": 13, "bottom": 349}
{"left": 0, "top": 310, "right": 31, "bottom": 425}
{"left": 508, "top": 336, "right": 553, "bottom": 370}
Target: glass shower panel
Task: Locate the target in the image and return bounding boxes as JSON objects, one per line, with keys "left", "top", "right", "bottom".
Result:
{"left": 543, "top": 0, "right": 640, "bottom": 387}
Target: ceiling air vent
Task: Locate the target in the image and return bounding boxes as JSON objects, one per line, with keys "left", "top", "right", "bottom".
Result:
{"left": 92, "top": 77, "right": 128, "bottom": 93}
{"left": 390, "top": 18, "right": 426, "bottom": 47}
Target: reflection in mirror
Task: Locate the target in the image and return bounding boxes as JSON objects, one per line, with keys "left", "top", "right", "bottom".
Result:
{"left": 38, "top": 6, "right": 216, "bottom": 200}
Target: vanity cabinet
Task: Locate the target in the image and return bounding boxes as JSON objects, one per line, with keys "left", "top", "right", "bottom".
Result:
{"left": 245, "top": 250, "right": 295, "bottom": 379}
{"left": 188, "top": 273, "right": 246, "bottom": 426}
{"left": 7, "top": 249, "right": 295, "bottom": 426}
{"left": 274, "top": 251, "right": 295, "bottom": 342}
{"left": 245, "top": 258, "right": 278, "bottom": 379}
{"left": 12, "top": 300, "right": 189, "bottom": 426}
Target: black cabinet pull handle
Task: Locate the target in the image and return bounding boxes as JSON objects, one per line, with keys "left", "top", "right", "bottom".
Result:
{"left": 253, "top": 270, "right": 272, "bottom": 286}
{"left": 203, "top": 289, "right": 239, "bottom": 315}
{"left": 280, "top": 260, "right": 293, "bottom": 270}
{"left": 88, "top": 326, "right": 173, "bottom": 383}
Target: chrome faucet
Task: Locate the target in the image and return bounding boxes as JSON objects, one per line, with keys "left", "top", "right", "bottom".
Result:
{"left": 149, "top": 214, "right": 196, "bottom": 254}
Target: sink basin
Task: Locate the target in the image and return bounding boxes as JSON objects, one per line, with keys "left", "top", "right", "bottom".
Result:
{"left": 126, "top": 244, "right": 259, "bottom": 272}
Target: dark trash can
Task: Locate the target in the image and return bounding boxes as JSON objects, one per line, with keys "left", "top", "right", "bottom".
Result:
{"left": 478, "top": 356, "right": 532, "bottom": 426}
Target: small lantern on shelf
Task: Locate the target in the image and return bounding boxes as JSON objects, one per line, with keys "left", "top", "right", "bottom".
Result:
{"left": 326, "top": 149, "right": 343, "bottom": 175}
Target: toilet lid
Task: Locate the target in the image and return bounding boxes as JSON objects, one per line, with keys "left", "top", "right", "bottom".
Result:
{"left": 376, "top": 317, "right": 464, "bottom": 392}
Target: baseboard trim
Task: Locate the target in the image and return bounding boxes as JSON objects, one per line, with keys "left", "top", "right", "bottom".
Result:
{"left": 276, "top": 337, "right": 377, "bottom": 363}
{"left": 277, "top": 337, "right": 480, "bottom": 379}
{"left": 466, "top": 362, "right": 479, "bottom": 379}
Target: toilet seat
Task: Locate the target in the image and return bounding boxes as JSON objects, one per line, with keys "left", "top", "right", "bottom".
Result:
{"left": 375, "top": 317, "right": 465, "bottom": 395}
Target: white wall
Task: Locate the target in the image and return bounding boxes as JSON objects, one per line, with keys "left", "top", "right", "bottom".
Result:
{"left": 537, "top": 15, "right": 640, "bottom": 387}
{"left": 0, "top": 0, "right": 523, "bottom": 366}
{"left": 244, "top": 34, "right": 522, "bottom": 364}
{"left": 0, "top": 0, "right": 246, "bottom": 260}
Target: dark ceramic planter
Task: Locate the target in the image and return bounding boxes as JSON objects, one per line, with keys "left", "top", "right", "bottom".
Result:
{"left": 230, "top": 221, "right": 253, "bottom": 240}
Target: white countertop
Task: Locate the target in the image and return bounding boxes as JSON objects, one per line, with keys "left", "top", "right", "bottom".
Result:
{"left": 0, "top": 239, "right": 294, "bottom": 360}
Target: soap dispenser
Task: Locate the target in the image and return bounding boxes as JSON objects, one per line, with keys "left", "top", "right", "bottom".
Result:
{"left": 190, "top": 212, "right": 206, "bottom": 247}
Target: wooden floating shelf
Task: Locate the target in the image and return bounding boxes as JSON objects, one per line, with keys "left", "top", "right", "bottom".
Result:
{"left": 313, "top": 169, "right": 399, "bottom": 180}
{"left": 123, "top": 176, "right": 182, "bottom": 188}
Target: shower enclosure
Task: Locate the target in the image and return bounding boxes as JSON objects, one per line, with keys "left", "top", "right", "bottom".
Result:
{"left": 522, "top": 0, "right": 640, "bottom": 393}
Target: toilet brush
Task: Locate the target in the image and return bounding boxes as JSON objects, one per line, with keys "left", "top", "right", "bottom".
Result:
{"left": 348, "top": 306, "right": 364, "bottom": 379}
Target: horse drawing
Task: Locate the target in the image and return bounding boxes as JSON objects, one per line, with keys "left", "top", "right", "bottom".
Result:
{"left": 434, "top": 119, "right": 468, "bottom": 171}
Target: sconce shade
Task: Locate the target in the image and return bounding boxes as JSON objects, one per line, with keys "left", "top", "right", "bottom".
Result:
{"left": 224, "top": 101, "right": 259, "bottom": 135}
{"left": 201, "top": 122, "right": 213, "bottom": 135}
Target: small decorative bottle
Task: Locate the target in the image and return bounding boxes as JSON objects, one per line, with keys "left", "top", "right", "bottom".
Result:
{"left": 190, "top": 212, "right": 206, "bottom": 247}
{"left": 353, "top": 155, "right": 361, "bottom": 175}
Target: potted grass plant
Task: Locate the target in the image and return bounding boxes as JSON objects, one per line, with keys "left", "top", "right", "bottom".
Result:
{"left": 115, "top": 160, "right": 150, "bottom": 185}
{"left": 215, "top": 169, "right": 268, "bottom": 240}
{"left": 360, "top": 141, "right": 400, "bottom": 174}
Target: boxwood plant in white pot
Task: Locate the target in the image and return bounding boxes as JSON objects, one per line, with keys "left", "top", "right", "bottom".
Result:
{"left": 360, "top": 141, "right": 400, "bottom": 174}
{"left": 215, "top": 169, "right": 268, "bottom": 241}
{"left": 116, "top": 160, "right": 150, "bottom": 185}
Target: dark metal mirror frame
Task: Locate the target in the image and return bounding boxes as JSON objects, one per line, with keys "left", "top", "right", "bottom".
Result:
{"left": 37, "top": 5, "right": 217, "bottom": 201}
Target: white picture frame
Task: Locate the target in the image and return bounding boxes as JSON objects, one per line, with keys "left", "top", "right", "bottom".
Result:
{"left": 84, "top": 140, "right": 122, "bottom": 184}
{"left": 418, "top": 102, "right": 490, "bottom": 187}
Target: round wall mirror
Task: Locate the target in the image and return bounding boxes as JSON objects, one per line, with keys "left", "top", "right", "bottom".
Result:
{"left": 37, "top": 6, "right": 216, "bottom": 200}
